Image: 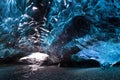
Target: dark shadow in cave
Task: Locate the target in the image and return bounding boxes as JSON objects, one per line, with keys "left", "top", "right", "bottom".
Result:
{"left": 59, "top": 59, "right": 100, "bottom": 68}
{"left": 113, "top": 62, "right": 120, "bottom": 67}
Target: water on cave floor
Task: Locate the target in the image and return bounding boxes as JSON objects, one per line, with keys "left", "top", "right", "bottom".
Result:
{"left": 0, "top": 64, "right": 120, "bottom": 80}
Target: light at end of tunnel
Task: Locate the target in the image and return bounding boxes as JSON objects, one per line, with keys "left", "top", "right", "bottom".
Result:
{"left": 20, "top": 52, "right": 49, "bottom": 61}
{"left": 32, "top": 6, "right": 38, "bottom": 11}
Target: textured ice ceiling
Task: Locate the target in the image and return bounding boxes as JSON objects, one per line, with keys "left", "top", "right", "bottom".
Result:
{"left": 0, "top": 0, "right": 120, "bottom": 67}
{"left": 45, "top": 0, "right": 120, "bottom": 67}
{"left": 0, "top": 0, "right": 47, "bottom": 60}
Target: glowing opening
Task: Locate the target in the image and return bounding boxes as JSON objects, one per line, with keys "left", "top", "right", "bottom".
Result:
{"left": 32, "top": 6, "right": 38, "bottom": 11}
{"left": 20, "top": 52, "right": 49, "bottom": 61}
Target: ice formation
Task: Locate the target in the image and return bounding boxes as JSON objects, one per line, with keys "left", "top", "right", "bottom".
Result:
{"left": 72, "top": 40, "right": 120, "bottom": 67}
{"left": 0, "top": 0, "right": 120, "bottom": 67}
{"left": 0, "top": 0, "right": 49, "bottom": 61}
{"left": 45, "top": 0, "right": 120, "bottom": 67}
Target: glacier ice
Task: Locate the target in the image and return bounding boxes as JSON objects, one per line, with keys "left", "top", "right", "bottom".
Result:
{"left": 72, "top": 40, "right": 120, "bottom": 67}
{"left": 45, "top": 0, "right": 120, "bottom": 67}
{"left": 0, "top": 0, "right": 50, "bottom": 61}
{"left": 0, "top": 0, "right": 120, "bottom": 67}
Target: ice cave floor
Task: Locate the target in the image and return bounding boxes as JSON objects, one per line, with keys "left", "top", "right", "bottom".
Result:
{"left": 0, "top": 64, "right": 120, "bottom": 80}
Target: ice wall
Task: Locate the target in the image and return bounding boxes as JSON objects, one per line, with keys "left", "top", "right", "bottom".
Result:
{"left": 46, "top": 0, "right": 120, "bottom": 67}
{"left": 0, "top": 0, "right": 47, "bottom": 61}
{"left": 1, "top": 0, "right": 120, "bottom": 67}
{"left": 0, "top": 0, "right": 27, "bottom": 20}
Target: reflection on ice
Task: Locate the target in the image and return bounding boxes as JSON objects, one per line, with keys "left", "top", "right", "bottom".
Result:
{"left": 28, "top": 65, "right": 45, "bottom": 71}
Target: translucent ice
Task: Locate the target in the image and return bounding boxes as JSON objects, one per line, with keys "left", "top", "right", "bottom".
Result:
{"left": 72, "top": 41, "right": 120, "bottom": 67}
{"left": 46, "top": 0, "right": 120, "bottom": 65}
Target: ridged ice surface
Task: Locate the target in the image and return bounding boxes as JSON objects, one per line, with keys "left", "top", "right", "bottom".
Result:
{"left": 46, "top": 0, "right": 120, "bottom": 67}
{"left": 0, "top": 0, "right": 48, "bottom": 59}
{"left": 72, "top": 40, "right": 120, "bottom": 67}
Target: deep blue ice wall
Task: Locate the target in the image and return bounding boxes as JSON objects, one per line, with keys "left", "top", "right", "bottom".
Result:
{"left": 0, "top": 0, "right": 26, "bottom": 20}
{"left": 0, "top": 0, "right": 45, "bottom": 60}
{"left": 47, "top": 0, "right": 120, "bottom": 29}
{"left": 45, "top": 0, "right": 120, "bottom": 66}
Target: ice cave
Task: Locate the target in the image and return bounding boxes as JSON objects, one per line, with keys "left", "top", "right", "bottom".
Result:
{"left": 0, "top": 0, "right": 120, "bottom": 80}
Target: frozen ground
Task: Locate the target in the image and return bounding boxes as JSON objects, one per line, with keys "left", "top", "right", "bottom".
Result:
{"left": 0, "top": 64, "right": 120, "bottom": 80}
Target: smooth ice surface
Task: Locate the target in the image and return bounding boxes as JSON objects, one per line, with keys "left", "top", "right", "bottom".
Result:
{"left": 1, "top": 65, "right": 120, "bottom": 80}
{"left": 1, "top": 0, "right": 120, "bottom": 67}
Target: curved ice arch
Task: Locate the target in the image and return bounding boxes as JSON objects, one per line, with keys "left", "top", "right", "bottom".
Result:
{"left": 72, "top": 41, "right": 120, "bottom": 68}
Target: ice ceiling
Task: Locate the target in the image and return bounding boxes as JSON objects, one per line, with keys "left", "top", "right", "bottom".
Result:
{"left": 0, "top": 0, "right": 120, "bottom": 67}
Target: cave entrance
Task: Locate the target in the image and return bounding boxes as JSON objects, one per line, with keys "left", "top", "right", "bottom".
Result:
{"left": 19, "top": 52, "right": 49, "bottom": 65}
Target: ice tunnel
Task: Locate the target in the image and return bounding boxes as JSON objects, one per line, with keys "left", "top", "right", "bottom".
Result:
{"left": 0, "top": 0, "right": 120, "bottom": 68}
